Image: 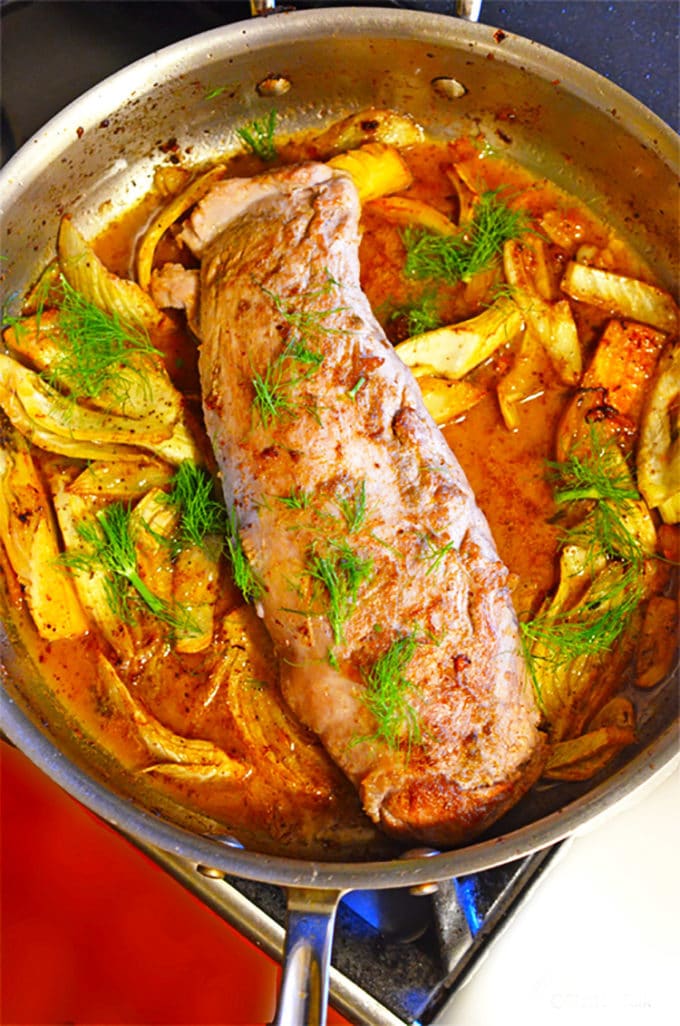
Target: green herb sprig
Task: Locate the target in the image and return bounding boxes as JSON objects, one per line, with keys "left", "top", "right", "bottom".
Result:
{"left": 275, "top": 488, "right": 313, "bottom": 511}
{"left": 403, "top": 190, "right": 531, "bottom": 285}
{"left": 51, "top": 276, "right": 160, "bottom": 401}
{"left": 225, "top": 507, "right": 264, "bottom": 604}
{"left": 204, "top": 85, "right": 227, "bottom": 101}
{"left": 251, "top": 338, "right": 323, "bottom": 426}
{"left": 261, "top": 275, "right": 344, "bottom": 333}
{"left": 306, "top": 539, "right": 373, "bottom": 646}
{"left": 420, "top": 534, "right": 456, "bottom": 575}
{"left": 165, "top": 461, "right": 226, "bottom": 550}
{"left": 336, "top": 479, "right": 367, "bottom": 534}
{"left": 389, "top": 289, "right": 441, "bottom": 336}
{"left": 62, "top": 503, "right": 188, "bottom": 630}
{"left": 250, "top": 277, "right": 343, "bottom": 426}
{"left": 236, "top": 111, "right": 278, "bottom": 163}
{"left": 520, "top": 564, "right": 643, "bottom": 668}
{"left": 360, "top": 633, "right": 421, "bottom": 751}
{"left": 547, "top": 434, "right": 645, "bottom": 570}
{"left": 346, "top": 376, "right": 366, "bottom": 401}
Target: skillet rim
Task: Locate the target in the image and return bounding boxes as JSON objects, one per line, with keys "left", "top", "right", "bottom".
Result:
{"left": 1, "top": 5, "right": 678, "bottom": 889}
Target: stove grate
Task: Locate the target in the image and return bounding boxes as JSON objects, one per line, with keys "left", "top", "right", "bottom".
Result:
{"left": 127, "top": 832, "right": 565, "bottom": 1025}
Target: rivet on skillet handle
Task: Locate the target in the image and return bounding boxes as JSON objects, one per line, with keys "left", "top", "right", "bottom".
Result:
{"left": 270, "top": 886, "right": 344, "bottom": 1026}
{"left": 402, "top": 845, "right": 441, "bottom": 896}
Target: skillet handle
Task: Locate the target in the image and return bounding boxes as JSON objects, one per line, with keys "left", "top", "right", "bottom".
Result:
{"left": 270, "top": 886, "right": 343, "bottom": 1026}
{"left": 456, "top": 0, "right": 483, "bottom": 22}
{"left": 250, "top": 1, "right": 483, "bottom": 22}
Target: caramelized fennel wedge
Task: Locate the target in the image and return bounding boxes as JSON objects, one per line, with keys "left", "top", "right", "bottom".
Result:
{"left": 395, "top": 298, "right": 523, "bottom": 380}
{"left": 368, "top": 196, "right": 456, "bottom": 235}
{"left": 561, "top": 260, "right": 679, "bottom": 334}
{"left": 544, "top": 724, "right": 636, "bottom": 781}
{"left": 327, "top": 143, "right": 413, "bottom": 202}
{"left": 51, "top": 487, "right": 137, "bottom": 663}
{"left": 0, "top": 354, "right": 200, "bottom": 466}
{"left": 215, "top": 606, "right": 357, "bottom": 800}
{"left": 0, "top": 353, "right": 169, "bottom": 441}
{"left": 526, "top": 427, "right": 658, "bottom": 743}
{"left": 0, "top": 434, "right": 88, "bottom": 640}
{"left": 504, "top": 239, "right": 582, "bottom": 384}
{"left": 637, "top": 343, "right": 680, "bottom": 523}
{"left": 414, "top": 376, "right": 486, "bottom": 425}
{"left": 523, "top": 544, "right": 646, "bottom": 742}
{"left": 58, "top": 217, "right": 162, "bottom": 327}
{"left": 69, "top": 459, "right": 175, "bottom": 500}
{"left": 311, "top": 108, "right": 425, "bottom": 157}
{"left": 97, "top": 653, "right": 248, "bottom": 780}
{"left": 635, "top": 595, "right": 678, "bottom": 688}
{"left": 172, "top": 541, "right": 221, "bottom": 653}
{"left": 497, "top": 328, "right": 546, "bottom": 431}
{"left": 136, "top": 164, "right": 229, "bottom": 291}
{"left": 444, "top": 164, "right": 477, "bottom": 224}
{"left": 545, "top": 695, "right": 637, "bottom": 780}
{"left": 3, "top": 306, "right": 181, "bottom": 424}
{"left": 503, "top": 236, "right": 558, "bottom": 302}
{"left": 556, "top": 319, "right": 668, "bottom": 461}
{"left": 129, "top": 487, "right": 179, "bottom": 606}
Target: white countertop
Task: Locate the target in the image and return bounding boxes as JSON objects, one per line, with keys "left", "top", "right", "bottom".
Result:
{"left": 438, "top": 763, "right": 680, "bottom": 1026}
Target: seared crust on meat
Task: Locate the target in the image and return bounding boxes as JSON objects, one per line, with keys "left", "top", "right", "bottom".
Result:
{"left": 189, "top": 162, "right": 546, "bottom": 846}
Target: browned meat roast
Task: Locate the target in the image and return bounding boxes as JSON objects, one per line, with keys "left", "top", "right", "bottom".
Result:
{"left": 173, "top": 162, "right": 546, "bottom": 846}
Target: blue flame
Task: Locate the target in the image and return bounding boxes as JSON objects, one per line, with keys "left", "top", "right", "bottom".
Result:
{"left": 340, "top": 890, "right": 384, "bottom": 931}
{"left": 454, "top": 876, "right": 483, "bottom": 936}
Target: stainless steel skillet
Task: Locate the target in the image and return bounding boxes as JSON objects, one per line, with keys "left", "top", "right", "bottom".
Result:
{"left": 1, "top": 6, "right": 678, "bottom": 1024}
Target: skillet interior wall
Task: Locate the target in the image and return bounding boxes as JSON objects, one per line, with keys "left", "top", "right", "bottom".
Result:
{"left": 2, "top": 4, "right": 677, "bottom": 167}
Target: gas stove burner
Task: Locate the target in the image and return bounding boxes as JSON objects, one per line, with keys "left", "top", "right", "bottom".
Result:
{"left": 130, "top": 833, "right": 564, "bottom": 1025}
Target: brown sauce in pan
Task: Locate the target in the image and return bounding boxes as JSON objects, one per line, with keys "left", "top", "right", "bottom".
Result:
{"left": 2, "top": 131, "right": 675, "bottom": 857}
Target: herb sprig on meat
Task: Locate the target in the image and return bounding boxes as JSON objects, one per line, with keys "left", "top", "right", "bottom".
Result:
{"left": 250, "top": 276, "right": 345, "bottom": 426}
{"left": 360, "top": 633, "right": 422, "bottom": 751}
{"left": 306, "top": 539, "right": 374, "bottom": 646}
{"left": 225, "top": 507, "right": 264, "bottom": 604}
{"left": 336, "top": 479, "right": 368, "bottom": 533}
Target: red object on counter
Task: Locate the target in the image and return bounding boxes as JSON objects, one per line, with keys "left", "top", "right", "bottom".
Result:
{"left": 0, "top": 742, "right": 351, "bottom": 1026}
